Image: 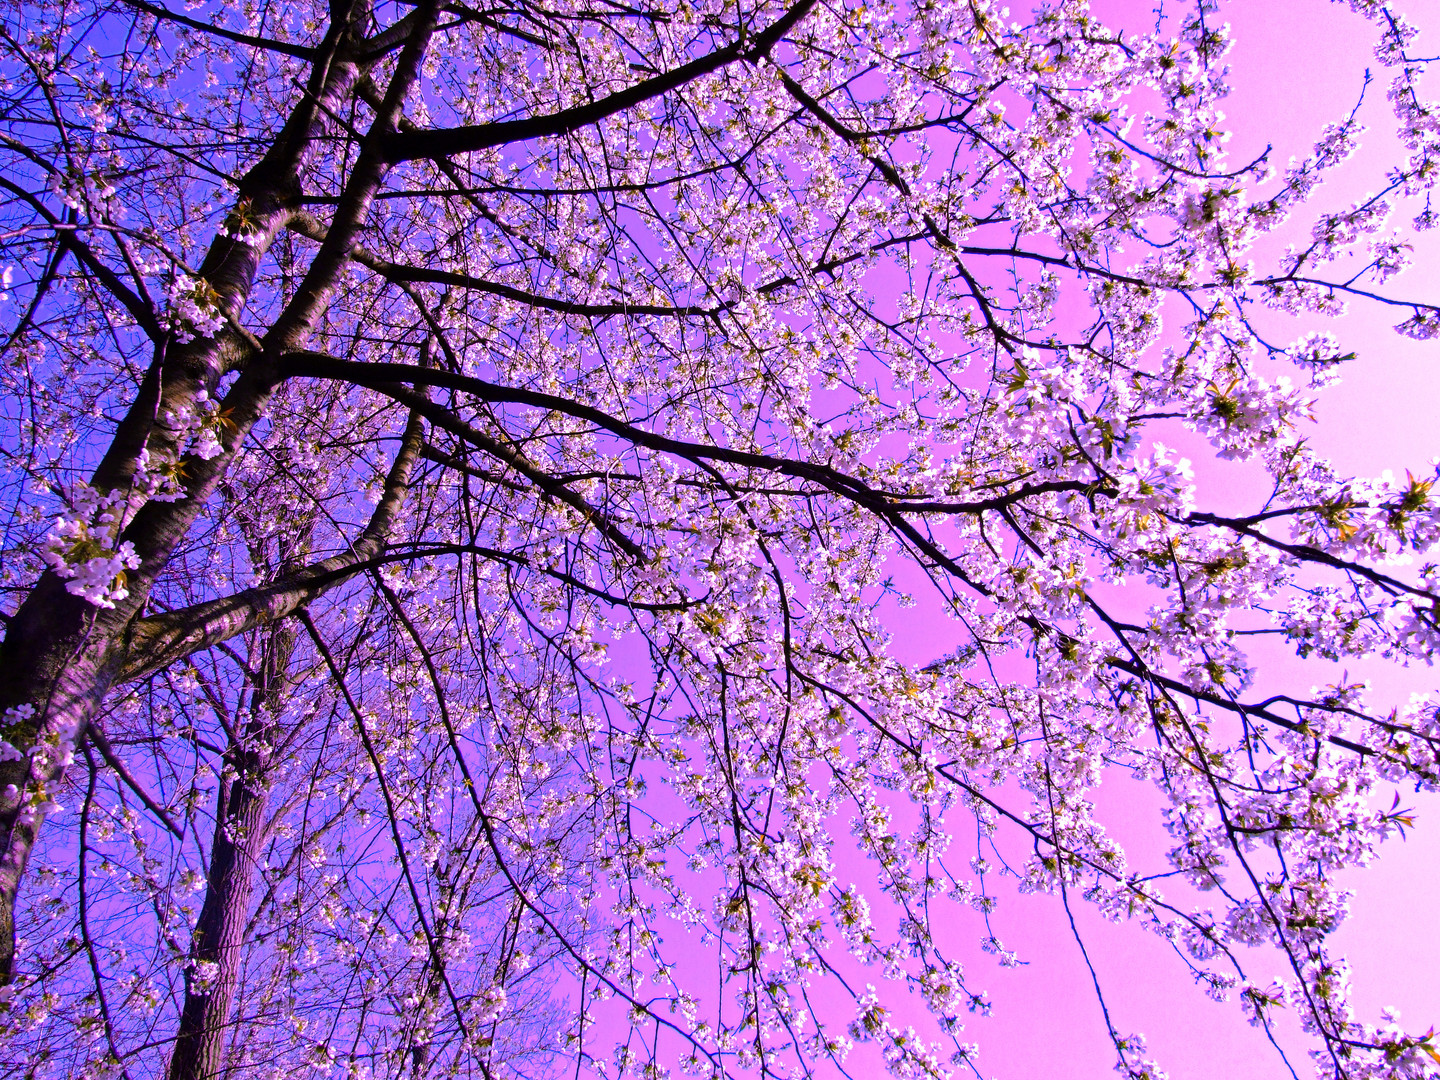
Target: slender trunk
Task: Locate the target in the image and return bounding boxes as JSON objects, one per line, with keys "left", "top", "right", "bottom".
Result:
{"left": 165, "top": 739, "right": 271, "bottom": 1080}
{"left": 167, "top": 621, "right": 297, "bottom": 1080}
{"left": 408, "top": 910, "right": 450, "bottom": 1078}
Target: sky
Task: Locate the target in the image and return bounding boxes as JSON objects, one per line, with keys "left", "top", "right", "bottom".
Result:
{"left": 864, "top": 2, "right": 1440, "bottom": 1077}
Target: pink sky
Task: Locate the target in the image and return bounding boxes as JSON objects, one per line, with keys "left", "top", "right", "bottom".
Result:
{"left": 863, "top": 2, "right": 1440, "bottom": 1077}
{"left": 573, "top": 5, "right": 1438, "bottom": 1076}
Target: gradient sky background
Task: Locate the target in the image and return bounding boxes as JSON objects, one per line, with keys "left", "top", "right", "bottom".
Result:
{"left": 861, "top": 2, "right": 1440, "bottom": 1077}
{"left": 5, "top": 2, "right": 1434, "bottom": 1076}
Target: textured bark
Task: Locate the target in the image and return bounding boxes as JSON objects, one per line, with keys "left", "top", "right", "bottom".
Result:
{"left": 0, "top": 0, "right": 434, "bottom": 983}
{"left": 0, "top": 586, "right": 129, "bottom": 985}
{"left": 165, "top": 623, "right": 295, "bottom": 1080}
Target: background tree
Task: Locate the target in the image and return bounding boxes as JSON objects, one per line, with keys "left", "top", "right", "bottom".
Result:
{"left": 0, "top": 0, "right": 1437, "bottom": 1077}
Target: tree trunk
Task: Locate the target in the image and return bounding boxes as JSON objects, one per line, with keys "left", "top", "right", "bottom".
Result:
{"left": 166, "top": 620, "right": 297, "bottom": 1080}
{"left": 165, "top": 743, "right": 272, "bottom": 1080}
{"left": 0, "top": 0, "right": 437, "bottom": 982}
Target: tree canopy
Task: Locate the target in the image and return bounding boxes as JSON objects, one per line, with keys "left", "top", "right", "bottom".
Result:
{"left": 0, "top": 0, "right": 1437, "bottom": 1077}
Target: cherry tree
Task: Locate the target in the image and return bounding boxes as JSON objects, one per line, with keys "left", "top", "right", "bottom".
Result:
{"left": 0, "top": 0, "right": 1437, "bottom": 1076}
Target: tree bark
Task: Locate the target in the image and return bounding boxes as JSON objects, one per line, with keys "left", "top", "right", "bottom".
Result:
{"left": 166, "top": 620, "right": 297, "bottom": 1080}
{"left": 0, "top": 0, "right": 435, "bottom": 982}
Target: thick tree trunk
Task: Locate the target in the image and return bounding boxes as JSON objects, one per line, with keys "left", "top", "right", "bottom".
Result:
{"left": 0, "top": 583, "right": 132, "bottom": 984}
{"left": 0, "top": 0, "right": 393, "bottom": 982}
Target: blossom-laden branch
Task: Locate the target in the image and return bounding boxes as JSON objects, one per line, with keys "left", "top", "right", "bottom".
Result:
{"left": 1, "top": 1, "right": 1439, "bottom": 1078}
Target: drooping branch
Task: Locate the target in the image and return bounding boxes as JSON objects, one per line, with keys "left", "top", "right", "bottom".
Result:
{"left": 116, "top": 0, "right": 316, "bottom": 57}
{"left": 0, "top": 172, "right": 164, "bottom": 341}
{"left": 283, "top": 353, "right": 1061, "bottom": 510}
{"left": 83, "top": 721, "right": 184, "bottom": 838}
{"left": 1184, "top": 510, "right": 1440, "bottom": 603}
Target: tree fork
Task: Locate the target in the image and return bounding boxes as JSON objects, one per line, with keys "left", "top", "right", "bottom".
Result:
{"left": 0, "top": 0, "right": 434, "bottom": 983}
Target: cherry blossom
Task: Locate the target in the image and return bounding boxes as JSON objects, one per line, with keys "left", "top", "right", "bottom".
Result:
{"left": 0, "top": 0, "right": 1436, "bottom": 1077}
